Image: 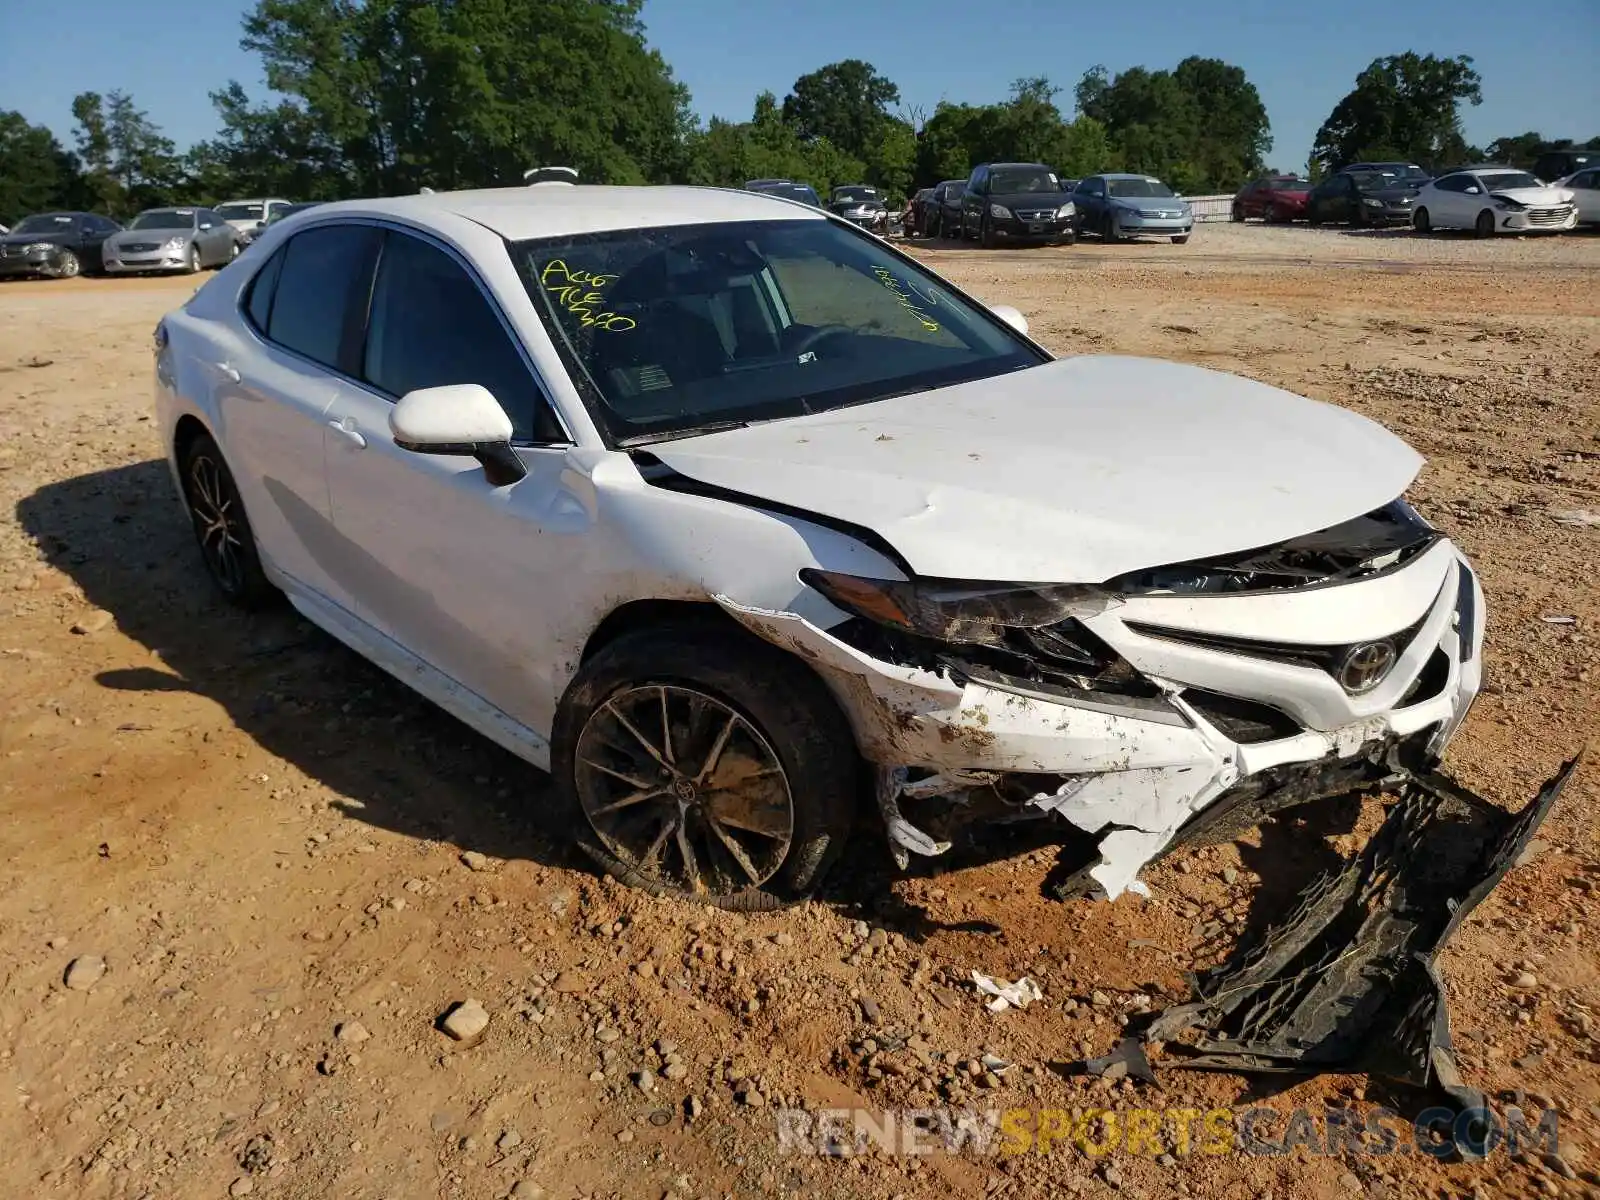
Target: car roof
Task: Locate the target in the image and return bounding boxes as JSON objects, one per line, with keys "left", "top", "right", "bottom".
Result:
{"left": 986, "top": 162, "right": 1052, "bottom": 170}
{"left": 1100, "top": 173, "right": 1163, "bottom": 180}
{"left": 301, "top": 185, "right": 825, "bottom": 240}
{"left": 1451, "top": 164, "right": 1519, "bottom": 173}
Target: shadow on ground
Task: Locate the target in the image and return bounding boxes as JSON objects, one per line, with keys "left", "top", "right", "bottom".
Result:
{"left": 17, "top": 459, "right": 1099, "bottom": 940}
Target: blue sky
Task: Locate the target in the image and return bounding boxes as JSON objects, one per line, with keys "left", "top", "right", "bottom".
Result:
{"left": 2, "top": 0, "right": 1595, "bottom": 175}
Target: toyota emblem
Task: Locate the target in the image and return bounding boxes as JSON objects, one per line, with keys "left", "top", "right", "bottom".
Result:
{"left": 1338, "top": 640, "right": 1397, "bottom": 694}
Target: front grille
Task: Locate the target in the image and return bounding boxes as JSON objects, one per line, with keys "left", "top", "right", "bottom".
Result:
{"left": 123, "top": 242, "right": 161, "bottom": 253}
{"left": 1127, "top": 604, "right": 1433, "bottom": 686}
{"left": 1525, "top": 207, "right": 1571, "bottom": 227}
{"left": 1016, "top": 209, "right": 1059, "bottom": 221}
{"left": 1180, "top": 689, "right": 1301, "bottom": 743}
{"left": 0, "top": 245, "right": 27, "bottom": 258}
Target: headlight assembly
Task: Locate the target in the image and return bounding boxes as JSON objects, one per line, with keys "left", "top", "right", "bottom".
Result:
{"left": 989, "top": 204, "right": 1012, "bottom": 219}
{"left": 800, "top": 569, "right": 1119, "bottom": 646}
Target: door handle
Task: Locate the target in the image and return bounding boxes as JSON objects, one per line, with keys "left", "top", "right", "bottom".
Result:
{"left": 327, "top": 418, "right": 367, "bottom": 449}
{"left": 213, "top": 361, "right": 241, "bottom": 383}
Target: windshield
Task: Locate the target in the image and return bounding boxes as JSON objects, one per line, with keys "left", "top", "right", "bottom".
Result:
{"left": 514, "top": 218, "right": 1044, "bottom": 445}
{"left": 216, "top": 202, "right": 265, "bottom": 220}
{"left": 1351, "top": 172, "right": 1402, "bottom": 192}
{"left": 833, "top": 187, "right": 881, "bottom": 204}
{"left": 758, "top": 184, "right": 820, "bottom": 206}
{"left": 1271, "top": 180, "right": 1312, "bottom": 193}
{"left": 130, "top": 210, "right": 195, "bottom": 230}
{"left": 11, "top": 214, "right": 75, "bottom": 234}
{"left": 989, "top": 168, "right": 1059, "bottom": 194}
{"left": 269, "top": 202, "right": 322, "bottom": 223}
{"left": 1479, "top": 171, "right": 1541, "bottom": 191}
{"left": 1108, "top": 178, "right": 1175, "bottom": 198}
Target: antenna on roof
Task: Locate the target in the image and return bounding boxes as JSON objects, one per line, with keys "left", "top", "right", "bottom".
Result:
{"left": 419, "top": 186, "right": 435, "bottom": 195}
{"left": 524, "top": 166, "right": 578, "bottom": 186}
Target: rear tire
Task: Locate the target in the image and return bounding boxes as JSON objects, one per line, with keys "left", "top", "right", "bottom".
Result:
{"left": 1231, "top": 202, "right": 1245, "bottom": 222}
{"left": 552, "top": 625, "right": 858, "bottom": 910}
{"left": 980, "top": 214, "right": 997, "bottom": 248}
{"left": 1307, "top": 206, "right": 1323, "bottom": 227}
{"left": 1475, "top": 209, "right": 1495, "bottom": 238}
{"left": 1172, "top": 234, "right": 1190, "bottom": 244}
{"left": 178, "top": 432, "right": 277, "bottom": 609}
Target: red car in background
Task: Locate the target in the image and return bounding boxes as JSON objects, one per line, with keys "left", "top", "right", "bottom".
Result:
{"left": 1232, "top": 176, "right": 1312, "bottom": 223}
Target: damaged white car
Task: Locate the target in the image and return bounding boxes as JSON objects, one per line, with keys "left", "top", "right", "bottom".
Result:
{"left": 154, "top": 184, "right": 1495, "bottom": 909}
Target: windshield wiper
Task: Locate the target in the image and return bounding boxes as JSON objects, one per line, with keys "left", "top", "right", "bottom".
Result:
{"left": 615, "top": 419, "right": 770, "bottom": 447}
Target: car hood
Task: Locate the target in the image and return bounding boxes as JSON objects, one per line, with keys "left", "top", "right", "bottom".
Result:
{"left": 1109, "top": 195, "right": 1188, "bottom": 210}
{"left": 0, "top": 231, "right": 70, "bottom": 247}
{"left": 1365, "top": 187, "right": 1419, "bottom": 202}
{"left": 1490, "top": 186, "right": 1571, "bottom": 205}
{"left": 990, "top": 191, "right": 1073, "bottom": 209}
{"left": 645, "top": 355, "right": 1423, "bottom": 583}
{"left": 108, "top": 229, "right": 192, "bottom": 245}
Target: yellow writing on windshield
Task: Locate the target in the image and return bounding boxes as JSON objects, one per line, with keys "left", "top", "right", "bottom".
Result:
{"left": 871, "top": 266, "right": 940, "bottom": 332}
{"left": 540, "top": 259, "right": 636, "bottom": 332}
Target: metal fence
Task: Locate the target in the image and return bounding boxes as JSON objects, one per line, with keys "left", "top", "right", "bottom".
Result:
{"left": 1185, "top": 194, "right": 1234, "bottom": 223}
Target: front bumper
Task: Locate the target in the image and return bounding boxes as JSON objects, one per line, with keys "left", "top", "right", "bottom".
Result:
{"left": 1359, "top": 202, "right": 1413, "bottom": 223}
{"left": 990, "top": 212, "right": 1076, "bottom": 240}
{"left": 839, "top": 211, "right": 889, "bottom": 230}
{"left": 1498, "top": 205, "right": 1577, "bottom": 232}
{"left": 0, "top": 249, "right": 67, "bottom": 277}
{"left": 718, "top": 539, "right": 1483, "bottom": 898}
{"left": 104, "top": 252, "right": 190, "bottom": 273}
{"left": 1113, "top": 211, "right": 1192, "bottom": 236}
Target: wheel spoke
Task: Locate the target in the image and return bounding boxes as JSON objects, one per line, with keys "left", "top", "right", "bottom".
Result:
{"left": 589, "top": 786, "right": 668, "bottom": 818}
{"left": 704, "top": 815, "right": 763, "bottom": 883}
{"left": 640, "top": 813, "right": 678, "bottom": 868}
{"left": 693, "top": 713, "right": 739, "bottom": 785}
{"left": 674, "top": 821, "right": 702, "bottom": 893}
{"left": 580, "top": 756, "right": 656, "bottom": 791}
{"left": 658, "top": 686, "right": 675, "bottom": 766}
{"left": 604, "top": 701, "right": 671, "bottom": 770}
{"left": 704, "top": 801, "right": 790, "bottom": 839}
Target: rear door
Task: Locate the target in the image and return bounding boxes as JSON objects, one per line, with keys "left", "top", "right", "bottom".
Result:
{"left": 322, "top": 227, "right": 582, "bottom": 736}
{"left": 209, "top": 222, "right": 382, "bottom": 608}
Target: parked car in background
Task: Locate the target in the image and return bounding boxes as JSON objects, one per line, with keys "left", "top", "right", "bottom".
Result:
{"left": 1533, "top": 150, "right": 1595, "bottom": 184}
{"left": 0, "top": 211, "right": 121, "bottom": 278}
{"left": 103, "top": 207, "right": 242, "bottom": 274}
{"left": 960, "top": 163, "right": 1077, "bottom": 246}
{"left": 1557, "top": 168, "right": 1600, "bottom": 225}
{"left": 1412, "top": 166, "right": 1578, "bottom": 236}
{"left": 1232, "top": 176, "right": 1312, "bottom": 222}
{"left": 745, "top": 180, "right": 823, "bottom": 208}
{"left": 902, "top": 188, "right": 934, "bottom": 237}
{"left": 1339, "top": 161, "right": 1430, "bottom": 187}
{"left": 927, "top": 179, "right": 966, "bottom": 238}
{"left": 1306, "top": 170, "right": 1421, "bottom": 227}
{"left": 1072, "top": 174, "right": 1191, "bottom": 244}
{"left": 266, "top": 201, "right": 328, "bottom": 226}
{"left": 154, "top": 184, "right": 1514, "bottom": 910}
{"left": 828, "top": 185, "right": 889, "bottom": 232}
{"left": 216, "top": 198, "right": 293, "bottom": 244}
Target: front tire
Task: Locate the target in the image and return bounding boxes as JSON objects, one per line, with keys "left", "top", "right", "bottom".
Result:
{"left": 53, "top": 249, "right": 81, "bottom": 279}
{"left": 552, "top": 625, "right": 858, "bottom": 910}
{"left": 1413, "top": 207, "right": 1431, "bottom": 233}
{"left": 185, "top": 245, "right": 202, "bottom": 274}
{"left": 1172, "top": 234, "right": 1190, "bottom": 244}
{"left": 1231, "top": 202, "right": 1245, "bottom": 222}
{"left": 980, "top": 214, "right": 997, "bottom": 248}
{"left": 178, "top": 432, "right": 276, "bottom": 609}
{"left": 1475, "top": 209, "right": 1496, "bottom": 238}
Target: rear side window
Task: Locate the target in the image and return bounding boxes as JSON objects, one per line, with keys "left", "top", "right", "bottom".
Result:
{"left": 361, "top": 231, "right": 560, "bottom": 442}
{"left": 244, "top": 249, "right": 285, "bottom": 333}
{"left": 267, "top": 224, "right": 381, "bottom": 370}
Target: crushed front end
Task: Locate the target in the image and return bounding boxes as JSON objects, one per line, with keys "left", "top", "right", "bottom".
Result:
{"left": 720, "top": 498, "right": 1487, "bottom": 898}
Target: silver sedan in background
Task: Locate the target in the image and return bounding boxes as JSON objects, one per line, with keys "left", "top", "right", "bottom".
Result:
{"left": 1559, "top": 168, "right": 1600, "bottom": 226}
{"left": 102, "top": 207, "right": 241, "bottom": 274}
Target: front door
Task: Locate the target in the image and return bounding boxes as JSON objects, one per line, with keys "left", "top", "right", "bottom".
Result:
{"left": 322, "top": 227, "right": 587, "bottom": 738}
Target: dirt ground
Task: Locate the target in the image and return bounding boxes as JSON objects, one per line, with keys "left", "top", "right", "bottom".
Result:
{"left": 1, "top": 222, "right": 1598, "bottom": 1200}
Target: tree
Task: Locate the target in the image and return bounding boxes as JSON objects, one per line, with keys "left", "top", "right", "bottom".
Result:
{"left": 1310, "top": 53, "right": 1482, "bottom": 175}
{"left": 1171, "top": 57, "right": 1270, "bottom": 186}
{"left": 0, "top": 112, "right": 84, "bottom": 223}
{"left": 229, "top": 0, "right": 694, "bottom": 197}
{"left": 781, "top": 59, "right": 900, "bottom": 164}
{"left": 70, "top": 90, "right": 179, "bottom": 213}
{"left": 684, "top": 91, "right": 865, "bottom": 197}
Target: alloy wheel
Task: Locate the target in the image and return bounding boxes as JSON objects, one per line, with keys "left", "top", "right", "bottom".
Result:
{"left": 574, "top": 683, "right": 794, "bottom": 895}
{"left": 186, "top": 451, "right": 248, "bottom": 596}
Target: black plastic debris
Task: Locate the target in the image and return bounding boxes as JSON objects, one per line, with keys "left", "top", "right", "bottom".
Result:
{"left": 1083, "top": 754, "right": 1582, "bottom": 1118}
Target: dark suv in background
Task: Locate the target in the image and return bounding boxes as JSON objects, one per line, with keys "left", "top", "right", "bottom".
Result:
{"left": 1307, "top": 169, "right": 1423, "bottom": 226}
{"left": 1534, "top": 150, "right": 1595, "bottom": 183}
{"left": 959, "top": 162, "right": 1077, "bottom": 246}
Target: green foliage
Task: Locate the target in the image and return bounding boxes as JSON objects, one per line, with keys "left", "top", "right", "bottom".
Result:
{"left": 1310, "top": 53, "right": 1482, "bottom": 174}
{"left": 0, "top": 112, "right": 84, "bottom": 224}
{"left": 780, "top": 59, "right": 900, "bottom": 163}
{"left": 1482, "top": 132, "right": 1600, "bottom": 170}
{"left": 1076, "top": 58, "right": 1270, "bottom": 191}
{"left": 684, "top": 91, "right": 865, "bottom": 197}
{"left": 70, "top": 90, "right": 183, "bottom": 214}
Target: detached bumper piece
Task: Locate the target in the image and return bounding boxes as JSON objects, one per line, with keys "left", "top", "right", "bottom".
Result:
{"left": 1083, "top": 755, "right": 1581, "bottom": 1124}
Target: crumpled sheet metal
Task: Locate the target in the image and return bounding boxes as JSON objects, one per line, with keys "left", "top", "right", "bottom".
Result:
{"left": 1082, "top": 754, "right": 1582, "bottom": 1118}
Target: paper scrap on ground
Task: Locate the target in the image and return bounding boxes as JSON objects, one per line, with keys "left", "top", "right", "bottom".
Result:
{"left": 971, "top": 971, "right": 1043, "bottom": 1012}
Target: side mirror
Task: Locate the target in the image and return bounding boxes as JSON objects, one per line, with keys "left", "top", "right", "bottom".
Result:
{"left": 990, "top": 304, "right": 1029, "bottom": 336}
{"left": 390, "top": 384, "right": 527, "bottom": 486}
{"left": 1465, "top": 186, "right": 1480, "bottom": 195}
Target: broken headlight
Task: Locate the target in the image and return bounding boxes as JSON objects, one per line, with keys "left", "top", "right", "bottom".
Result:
{"left": 800, "top": 570, "right": 1120, "bottom": 647}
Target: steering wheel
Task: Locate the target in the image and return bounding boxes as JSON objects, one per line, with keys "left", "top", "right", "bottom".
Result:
{"left": 785, "top": 324, "right": 853, "bottom": 358}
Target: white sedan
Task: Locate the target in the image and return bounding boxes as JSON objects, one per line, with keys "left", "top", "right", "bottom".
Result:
{"left": 154, "top": 185, "right": 1494, "bottom": 907}
{"left": 1412, "top": 166, "right": 1577, "bottom": 235}
{"left": 1558, "top": 167, "right": 1600, "bottom": 226}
